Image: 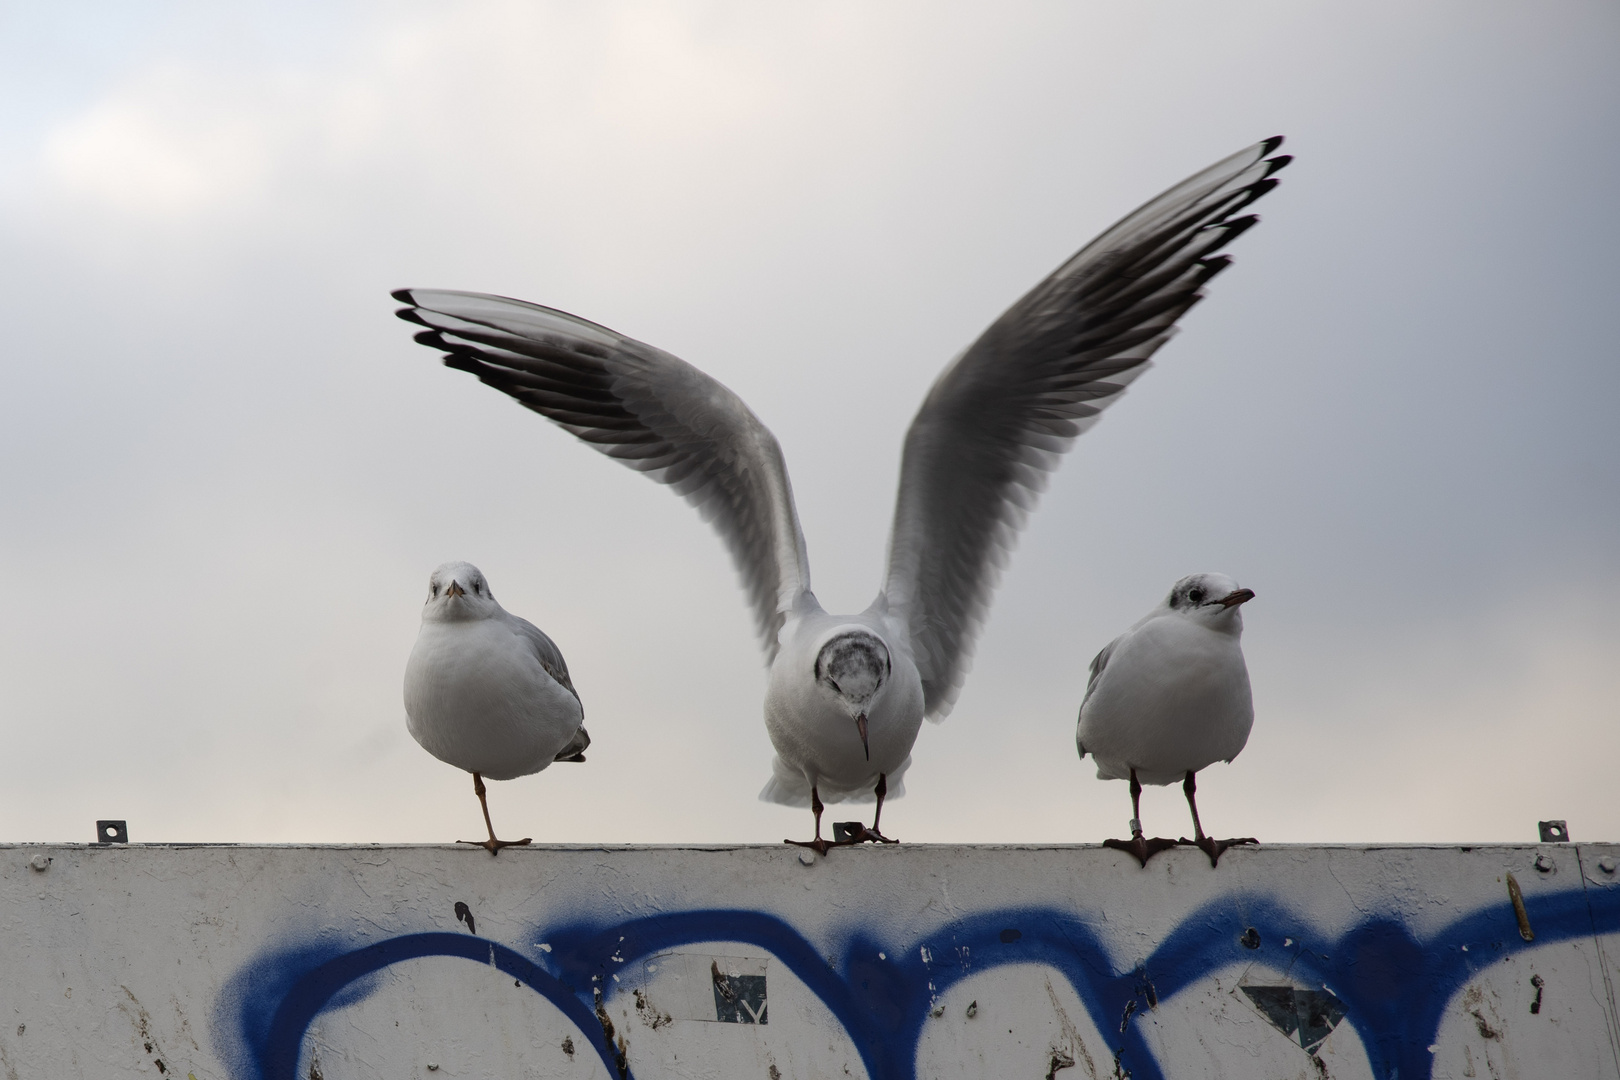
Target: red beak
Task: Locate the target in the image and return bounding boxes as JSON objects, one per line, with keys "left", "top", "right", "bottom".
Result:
{"left": 856, "top": 713, "right": 869, "bottom": 761}
{"left": 1219, "top": 588, "right": 1255, "bottom": 608}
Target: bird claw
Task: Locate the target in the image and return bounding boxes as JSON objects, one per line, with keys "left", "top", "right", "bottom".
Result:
{"left": 1103, "top": 834, "right": 1180, "bottom": 867}
{"left": 458, "top": 837, "right": 533, "bottom": 856}
{"left": 784, "top": 837, "right": 838, "bottom": 856}
{"left": 1180, "top": 835, "right": 1257, "bottom": 867}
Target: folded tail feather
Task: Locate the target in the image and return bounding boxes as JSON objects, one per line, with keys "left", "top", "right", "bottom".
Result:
{"left": 553, "top": 726, "right": 591, "bottom": 763}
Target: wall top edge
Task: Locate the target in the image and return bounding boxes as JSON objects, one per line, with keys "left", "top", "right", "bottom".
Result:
{"left": 0, "top": 841, "right": 1610, "bottom": 852}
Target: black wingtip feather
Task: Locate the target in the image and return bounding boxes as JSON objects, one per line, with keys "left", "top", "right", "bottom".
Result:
{"left": 1217, "top": 215, "right": 1260, "bottom": 244}
{"left": 390, "top": 288, "right": 415, "bottom": 304}
{"left": 1235, "top": 178, "right": 1280, "bottom": 211}
{"left": 1263, "top": 154, "right": 1293, "bottom": 178}
{"left": 1261, "top": 135, "right": 1285, "bottom": 155}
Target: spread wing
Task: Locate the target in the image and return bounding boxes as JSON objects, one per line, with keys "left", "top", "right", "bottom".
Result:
{"left": 396, "top": 291, "right": 812, "bottom": 660}
{"left": 883, "top": 137, "right": 1291, "bottom": 718}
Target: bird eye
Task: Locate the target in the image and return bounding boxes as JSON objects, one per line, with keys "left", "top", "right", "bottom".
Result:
{"left": 1188, "top": 588, "right": 1205, "bottom": 604}
{"left": 430, "top": 584, "right": 439, "bottom": 598}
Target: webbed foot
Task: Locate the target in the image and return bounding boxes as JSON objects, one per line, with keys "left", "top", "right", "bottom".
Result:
{"left": 834, "top": 821, "right": 898, "bottom": 845}
{"left": 1182, "top": 835, "right": 1257, "bottom": 867}
{"left": 1103, "top": 833, "right": 1180, "bottom": 867}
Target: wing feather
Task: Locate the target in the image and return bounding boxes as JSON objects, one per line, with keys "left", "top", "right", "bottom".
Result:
{"left": 398, "top": 292, "right": 812, "bottom": 659}
{"left": 505, "top": 613, "right": 583, "bottom": 710}
{"left": 884, "top": 138, "right": 1291, "bottom": 718}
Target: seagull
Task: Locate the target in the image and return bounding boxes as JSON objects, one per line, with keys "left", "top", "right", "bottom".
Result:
{"left": 393, "top": 138, "right": 1289, "bottom": 854}
{"left": 404, "top": 561, "right": 590, "bottom": 854}
{"left": 1077, "top": 572, "right": 1256, "bottom": 867}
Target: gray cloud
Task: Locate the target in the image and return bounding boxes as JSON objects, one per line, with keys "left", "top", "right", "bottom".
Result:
{"left": 0, "top": 1, "right": 1615, "bottom": 845}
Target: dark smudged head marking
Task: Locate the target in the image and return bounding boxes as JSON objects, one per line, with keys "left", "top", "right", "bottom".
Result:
{"left": 815, "top": 631, "right": 890, "bottom": 706}
{"left": 1166, "top": 572, "right": 1250, "bottom": 612}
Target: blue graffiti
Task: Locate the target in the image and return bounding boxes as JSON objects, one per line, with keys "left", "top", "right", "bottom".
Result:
{"left": 217, "top": 881, "right": 1620, "bottom": 1080}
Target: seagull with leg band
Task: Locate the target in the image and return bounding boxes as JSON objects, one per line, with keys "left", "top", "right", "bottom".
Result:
{"left": 1078, "top": 572, "right": 1257, "bottom": 867}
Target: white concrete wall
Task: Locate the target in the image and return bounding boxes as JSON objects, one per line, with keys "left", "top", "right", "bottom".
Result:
{"left": 2, "top": 842, "right": 1618, "bottom": 1080}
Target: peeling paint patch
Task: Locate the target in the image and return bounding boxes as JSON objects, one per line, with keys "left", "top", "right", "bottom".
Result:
{"left": 1239, "top": 986, "right": 1346, "bottom": 1054}
{"left": 632, "top": 988, "right": 671, "bottom": 1030}
{"left": 594, "top": 998, "right": 628, "bottom": 1080}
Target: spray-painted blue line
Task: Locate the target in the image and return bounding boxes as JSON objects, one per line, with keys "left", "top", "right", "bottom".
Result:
{"left": 541, "top": 910, "right": 895, "bottom": 1079}
{"left": 254, "top": 933, "right": 621, "bottom": 1080}
{"left": 218, "top": 879, "right": 1620, "bottom": 1080}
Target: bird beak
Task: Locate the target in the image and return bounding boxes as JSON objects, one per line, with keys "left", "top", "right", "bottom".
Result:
{"left": 856, "top": 713, "right": 870, "bottom": 761}
{"left": 447, "top": 580, "right": 466, "bottom": 598}
{"left": 1219, "top": 588, "right": 1255, "bottom": 608}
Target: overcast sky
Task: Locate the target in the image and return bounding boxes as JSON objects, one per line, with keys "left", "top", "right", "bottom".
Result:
{"left": 1, "top": 2, "right": 1616, "bottom": 848}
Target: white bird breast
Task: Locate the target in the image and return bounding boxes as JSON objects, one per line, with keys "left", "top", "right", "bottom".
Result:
{"left": 404, "top": 619, "right": 584, "bottom": 781}
{"left": 1077, "top": 614, "right": 1253, "bottom": 787}
{"left": 762, "top": 616, "right": 926, "bottom": 804}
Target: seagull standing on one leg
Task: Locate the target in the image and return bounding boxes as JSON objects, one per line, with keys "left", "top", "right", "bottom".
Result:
{"left": 393, "top": 139, "right": 1290, "bottom": 852}
{"left": 1078, "top": 572, "right": 1257, "bottom": 867}
{"left": 405, "top": 561, "right": 590, "bottom": 854}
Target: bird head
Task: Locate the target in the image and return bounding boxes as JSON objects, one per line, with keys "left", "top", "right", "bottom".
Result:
{"left": 423, "top": 561, "right": 499, "bottom": 622}
{"left": 1165, "top": 572, "right": 1254, "bottom": 633}
{"left": 814, "top": 629, "right": 891, "bottom": 761}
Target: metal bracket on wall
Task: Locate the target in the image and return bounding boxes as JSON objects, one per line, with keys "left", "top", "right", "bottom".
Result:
{"left": 94, "top": 820, "right": 128, "bottom": 844}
